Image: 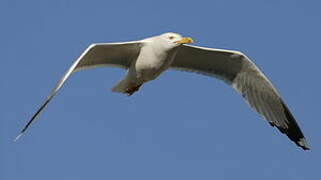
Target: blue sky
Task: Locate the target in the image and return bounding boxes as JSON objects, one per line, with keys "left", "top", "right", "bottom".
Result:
{"left": 1, "top": 0, "right": 321, "bottom": 179}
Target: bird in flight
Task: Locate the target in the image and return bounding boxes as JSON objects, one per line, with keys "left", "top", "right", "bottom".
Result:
{"left": 15, "top": 32, "right": 309, "bottom": 150}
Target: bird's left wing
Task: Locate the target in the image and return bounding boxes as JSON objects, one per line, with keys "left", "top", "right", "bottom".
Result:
{"left": 15, "top": 41, "right": 142, "bottom": 140}
{"left": 170, "top": 44, "right": 309, "bottom": 150}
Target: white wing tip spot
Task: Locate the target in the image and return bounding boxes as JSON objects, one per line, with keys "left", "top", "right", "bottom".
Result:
{"left": 298, "top": 138, "right": 310, "bottom": 150}
{"left": 14, "top": 133, "right": 23, "bottom": 142}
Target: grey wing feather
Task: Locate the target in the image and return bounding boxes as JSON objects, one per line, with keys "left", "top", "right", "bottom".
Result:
{"left": 171, "top": 44, "right": 309, "bottom": 150}
{"left": 15, "top": 42, "right": 141, "bottom": 140}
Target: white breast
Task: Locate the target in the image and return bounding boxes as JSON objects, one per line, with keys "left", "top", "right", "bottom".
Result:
{"left": 134, "top": 44, "right": 176, "bottom": 81}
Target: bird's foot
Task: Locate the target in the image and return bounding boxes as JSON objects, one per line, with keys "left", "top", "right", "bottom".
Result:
{"left": 125, "top": 84, "right": 142, "bottom": 96}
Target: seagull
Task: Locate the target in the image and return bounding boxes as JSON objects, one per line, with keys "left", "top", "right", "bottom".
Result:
{"left": 15, "top": 32, "right": 309, "bottom": 150}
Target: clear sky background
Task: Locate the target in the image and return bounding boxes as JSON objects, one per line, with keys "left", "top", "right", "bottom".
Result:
{"left": 1, "top": 0, "right": 321, "bottom": 179}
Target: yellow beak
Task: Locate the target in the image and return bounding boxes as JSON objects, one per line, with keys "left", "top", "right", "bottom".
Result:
{"left": 175, "top": 37, "right": 193, "bottom": 44}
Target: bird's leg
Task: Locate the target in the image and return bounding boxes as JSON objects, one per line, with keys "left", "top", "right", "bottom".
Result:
{"left": 125, "top": 84, "right": 142, "bottom": 96}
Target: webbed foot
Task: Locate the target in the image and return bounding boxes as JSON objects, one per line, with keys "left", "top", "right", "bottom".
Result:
{"left": 125, "top": 84, "right": 142, "bottom": 96}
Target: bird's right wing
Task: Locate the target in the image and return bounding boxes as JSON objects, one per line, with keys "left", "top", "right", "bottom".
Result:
{"left": 15, "top": 41, "right": 142, "bottom": 140}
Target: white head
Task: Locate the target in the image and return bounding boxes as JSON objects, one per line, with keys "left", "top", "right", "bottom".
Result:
{"left": 151, "top": 32, "right": 193, "bottom": 50}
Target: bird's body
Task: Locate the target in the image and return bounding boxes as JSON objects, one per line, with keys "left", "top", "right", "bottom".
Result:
{"left": 112, "top": 34, "right": 181, "bottom": 95}
{"left": 16, "top": 32, "right": 309, "bottom": 150}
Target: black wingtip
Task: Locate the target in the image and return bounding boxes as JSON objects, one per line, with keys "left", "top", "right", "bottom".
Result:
{"left": 14, "top": 98, "right": 52, "bottom": 142}
{"left": 280, "top": 101, "right": 310, "bottom": 150}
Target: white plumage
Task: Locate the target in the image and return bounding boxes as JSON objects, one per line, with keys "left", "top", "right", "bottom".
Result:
{"left": 15, "top": 32, "right": 309, "bottom": 150}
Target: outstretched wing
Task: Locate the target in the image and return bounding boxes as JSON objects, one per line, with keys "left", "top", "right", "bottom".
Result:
{"left": 15, "top": 41, "right": 142, "bottom": 140}
{"left": 170, "top": 44, "right": 309, "bottom": 150}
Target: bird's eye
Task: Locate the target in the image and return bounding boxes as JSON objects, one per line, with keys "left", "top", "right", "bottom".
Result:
{"left": 169, "top": 36, "right": 175, "bottom": 40}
